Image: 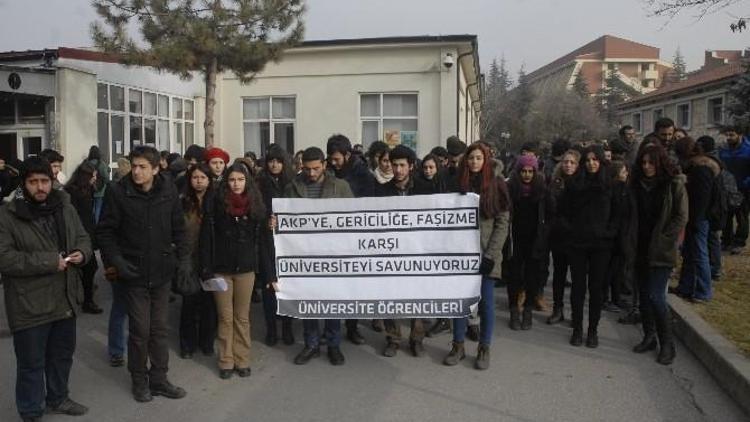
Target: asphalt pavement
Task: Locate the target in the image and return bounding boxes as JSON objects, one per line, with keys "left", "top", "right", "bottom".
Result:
{"left": 0, "top": 273, "right": 747, "bottom": 422}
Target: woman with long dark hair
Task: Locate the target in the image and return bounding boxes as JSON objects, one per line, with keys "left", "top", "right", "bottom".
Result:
{"left": 65, "top": 161, "right": 103, "bottom": 314}
{"left": 179, "top": 163, "right": 217, "bottom": 359}
{"left": 631, "top": 145, "right": 687, "bottom": 365}
{"left": 506, "top": 154, "right": 550, "bottom": 331}
{"left": 547, "top": 150, "right": 580, "bottom": 324}
{"left": 200, "top": 163, "right": 266, "bottom": 379}
{"left": 443, "top": 143, "right": 510, "bottom": 370}
{"left": 256, "top": 145, "right": 296, "bottom": 346}
{"left": 559, "top": 144, "right": 620, "bottom": 348}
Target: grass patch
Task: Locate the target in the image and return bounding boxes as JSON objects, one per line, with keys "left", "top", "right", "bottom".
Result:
{"left": 674, "top": 250, "right": 750, "bottom": 358}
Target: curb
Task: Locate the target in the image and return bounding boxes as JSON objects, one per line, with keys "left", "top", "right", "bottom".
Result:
{"left": 669, "top": 295, "right": 750, "bottom": 416}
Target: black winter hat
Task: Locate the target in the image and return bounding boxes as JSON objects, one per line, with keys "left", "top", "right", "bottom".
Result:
{"left": 446, "top": 136, "right": 466, "bottom": 156}
{"left": 551, "top": 138, "right": 572, "bottom": 158}
{"left": 21, "top": 156, "right": 54, "bottom": 181}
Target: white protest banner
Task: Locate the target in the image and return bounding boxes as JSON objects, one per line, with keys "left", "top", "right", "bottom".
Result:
{"left": 273, "top": 193, "right": 481, "bottom": 319}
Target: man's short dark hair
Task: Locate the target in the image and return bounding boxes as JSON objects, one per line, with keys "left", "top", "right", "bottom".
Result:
{"left": 327, "top": 134, "right": 352, "bottom": 156}
{"left": 696, "top": 135, "right": 716, "bottom": 153}
{"left": 302, "top": 147, "right": 326, "bottom": 163}
{"left": 551, "top": 138, "right": 572, "bottom": 157}
{"left": 38, "top": 149, "right": 64, "bottom": 164}
{"left": 21, "top": 156, "right": 54, "bottom": 180}
{"left": 446, "top": 136, "right": 466, "bottom": 156}
{"left": 618, "top": 125, "right": 634, "bottom": 136}
{"left": 721, "top": 125, "right": 742, "bottom": 134}
{"left": 389, "top": 145, "right": 416, "bottom": 165}
{"left": 654, "top": 117, "right": 675, "bottom": 132}
{"left": 520, "top": 142, "right": 538, "bottom": 154}
{"left": 129, "top": 145, "right": 161, "bottom": 168}
{"left": 430, "top": 146, "right": 449, "bottom": 159}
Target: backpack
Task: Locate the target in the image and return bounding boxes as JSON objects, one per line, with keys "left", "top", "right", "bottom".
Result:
{"left": 707, "top": 170, "right": 741, "bottom": 230}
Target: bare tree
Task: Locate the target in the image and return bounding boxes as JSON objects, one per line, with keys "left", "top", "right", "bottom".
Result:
{"left": 646, "top": 0, "right": 747, "bottom": 30}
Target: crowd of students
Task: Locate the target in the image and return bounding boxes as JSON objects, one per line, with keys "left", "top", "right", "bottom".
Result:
{"left": 1, "top": 115, "right": 748, "bottom": 421}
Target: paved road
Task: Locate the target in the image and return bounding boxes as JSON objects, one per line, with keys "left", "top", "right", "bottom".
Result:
{"left": 1, "top": 274, "right": 747, "bottom": 422}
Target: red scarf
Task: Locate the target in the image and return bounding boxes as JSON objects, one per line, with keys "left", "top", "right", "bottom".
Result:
{"left": 226, "top": 191, "right": 250, "bottom": 217}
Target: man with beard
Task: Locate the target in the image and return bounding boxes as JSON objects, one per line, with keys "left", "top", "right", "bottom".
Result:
{"left": 327, "top": 134, "right": 376, "bottom": 344}
{"left": 0, "top": 157, "right": 92, "bottom": 421}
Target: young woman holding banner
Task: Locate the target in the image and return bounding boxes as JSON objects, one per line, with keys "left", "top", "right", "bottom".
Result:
{"left": 443, "top": 143, "right": 510, "bottom": 370}
{"left": 200, "top": 163, "right": 266, "bottom": 379}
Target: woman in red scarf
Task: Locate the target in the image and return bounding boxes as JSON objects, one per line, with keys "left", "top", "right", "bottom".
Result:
{"left": 200, "top": 163, "right": 266, "bottom": 379}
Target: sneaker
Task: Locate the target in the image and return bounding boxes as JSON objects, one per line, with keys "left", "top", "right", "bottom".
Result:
{"left": 219, "top": 369, "right": 233, "bottom": 379}
{"left": 294, "top": 346, "right": 320, "bottom": 365}
{"left": 110, "top": 355, "right": 125, "bottom": 367}
{"left": 149, "top": 380, "right": 187, "bottom": 399}
{"left": 730, "top": 246, "right": 743, "bottom": 255}
{"left": 327, "top": 346, "right": 345, "bottom": 365}
{"left": 46, "top": 398, "right": 88, "bottom": 416}
{"left": 235, "top": 367, "right": 252, "bottom": 378}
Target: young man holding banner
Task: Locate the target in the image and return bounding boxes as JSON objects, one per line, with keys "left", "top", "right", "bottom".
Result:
{"left": 284, "top": 147, "right": 354, "bottom": 366}
{"left": 376, "top": 145, "right": 437, "bottom": 357}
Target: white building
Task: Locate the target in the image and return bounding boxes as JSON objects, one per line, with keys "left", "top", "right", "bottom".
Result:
{"left": 0, "top": 35, "right": 482, "bottom": 174}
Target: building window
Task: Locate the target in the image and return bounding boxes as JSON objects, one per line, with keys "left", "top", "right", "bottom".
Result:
{"left": 677, "top": 103, "right": 691, "bottom": 129}
{"left": 96, "top": 82, "right": 194, "bottom": 165}
{"left": 632, "top": 112, "right": 642, "bottom": 134}
{"left": 360, "top": 93, "right": 418, "bottom": 149}
{"left": 652, "top": 108, "right": 663, "bottom": 122}
{"left": 708, "top": 97, "right": 723, "bottom": 126}
{"left": 242, "top": 96, "right": 296, "bottom": 156}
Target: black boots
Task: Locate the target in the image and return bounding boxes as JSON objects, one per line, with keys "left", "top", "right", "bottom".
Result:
{"left": 633, "top": 333, "right": 657, "bottom": 353}
{"left": 655, "top": 311, "right": 676, "bottom": 365}
{"left": 547, "top": 305, "right": 564, "bottom": 324}
{"left": 521, "top": 308, "right": 533, "bottom": 330}
{"left": 657, "top": 342, "right": 676, "bottom": 365}
{"left": 570, "top": 327, "right": 583, "bottom": 346}
{"left": 585, "top": 327, "right": 598, "bottom": 348}
{"left": 509, "top": 308, "right": 521, "bottom": 331}
{"left": 475, "top": 343, "right": 490, "bottom": 370}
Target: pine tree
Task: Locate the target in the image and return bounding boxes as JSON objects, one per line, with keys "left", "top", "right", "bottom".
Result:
{"left": 91, "top": 0, "right": 305, "bottom": 147}
{"left": 487, "top": 58, "right": 501, "bottom": 95}
{"left": 725, "top": 59, "right": 750, "bottom": 134}
{"left": 498, "top": 55, "right": 513, "bottom": 94}
{"left": 507, "top": 65, "right": 534, "bottom": 148}
{"left": 597, "top": 71, "right": 639, "bottom": 128}
{"left": 672, "top": 47, "right": 687, "bottom": 81}
{"left": 571, "top": 71, "right": 590, "bottom": 98}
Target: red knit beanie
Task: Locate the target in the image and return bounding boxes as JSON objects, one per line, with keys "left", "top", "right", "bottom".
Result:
{"left": 204, "top": 147, "right": 230, "bottom": 164}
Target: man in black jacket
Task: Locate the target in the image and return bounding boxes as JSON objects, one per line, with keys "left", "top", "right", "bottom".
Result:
{"left": 96, "top": 146, "right": 189, "bottom": 403}
{"left": 327, "top": 134, "right": 376, "bottom": 345}
{"left": 377, "top": 145, "right": 436, "bottom": 357}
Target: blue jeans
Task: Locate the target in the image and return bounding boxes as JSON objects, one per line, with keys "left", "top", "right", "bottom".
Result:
{"left": 453, "top": 276, "right": 495, "bottom": 345}
{"left": 93, "top": 196, "right": 104, "bottom": 223}
{"left": 303, "top": 319, "right": 341, "bottom": 348}
{"left": 678, "top": 220, "right": 712, "bottom": 300}
{"left": 639, "top": 267, "right": 672, "bottom": 321}
{"left": 13, "top": 317, "right": 76, "bottom": 419}
{"left": 108, "top": 281, "right": 128, "bottom": 358}
{"left": 707, "top": 230, "right": 722, "bottom": 279}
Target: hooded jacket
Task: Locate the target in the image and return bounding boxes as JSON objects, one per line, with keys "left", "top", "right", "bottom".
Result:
{"left": 684, "top": 155, "right": 721, "bottom": 228}
{"left": 0, "top": 189, "right": 92, "bottom": 332}
{"left": 719, "top": 136, "right": 750, "bottom": 192}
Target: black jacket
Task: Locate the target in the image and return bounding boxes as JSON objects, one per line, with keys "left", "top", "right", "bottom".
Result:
{"left": 96, "top": 174, "right": 187, "bottom": 288}
{"left": 684, "top": 155, "right": 721, "bottom": 228}
{"left": 65, "top": 186, "right": 96, "bottom": 242}
{"left": 200, "top": 190, "right": 266, "bottom": 276}
{"left": 559, "top": 171, "right": 620, "bottom": 250}
{"left": 336, "top": 158, "right": 376, "bottom": 198}
{"left": 508, "top": 176, "right": 551, "bottom": 259}
{"left": 256, "top": 171, "right": 289, "bottom": 283}
{"left": 376, "top": 174, "right": 437, "bottom": 197}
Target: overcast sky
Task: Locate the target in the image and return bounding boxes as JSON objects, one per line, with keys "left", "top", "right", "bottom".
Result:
{"left": 0, "top": 0, "right": 747, "bottom": 77}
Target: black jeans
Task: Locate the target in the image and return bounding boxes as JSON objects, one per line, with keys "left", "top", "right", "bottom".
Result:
{"left": 551, "top": 248, "right": 569, "bottom": 308}
{"left": 81, "top": 259, "right": 98, "bottom": 304}
{"left": 13, "top": 317, "right": 76, "bottom": 419}
{"left": 723, "top": 193, "right": 750, "bottom": 248}
{"left": 179, "top": 290, "right": 217, "bottom": 353}
{"left": 603, "top": 253, "right": 624, "bottom": 304}
{"left": 508, "top": 244, "right": 541, "bottom": 310}
{"left": 569, "top": 248, "right": 611, "bottom": 330}
{"left": 126, "top": 283, "right": 171, "bottom": 385}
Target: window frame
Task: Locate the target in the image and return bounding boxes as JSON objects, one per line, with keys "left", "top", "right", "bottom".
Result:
{"left": 706, "top": 95, "right": 724, "bottom": 127}
{"left": 241, "top": 95, "right": 297, "bottom": 156}
{"left": 676, "top": 102, "right": 691, "bottom": 130}
{"left": 632, "top": 112, "right": 643, "bottom": 134}
{"left": 359, "top": 92, "right": 419, "bottom": 148}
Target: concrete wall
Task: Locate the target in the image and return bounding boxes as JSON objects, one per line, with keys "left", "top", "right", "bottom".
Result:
{"left": 55, "top": 67, "right": 97, "bottom": 175}
{"left": 216, "top": 45, "right": 460, "bottom": 159}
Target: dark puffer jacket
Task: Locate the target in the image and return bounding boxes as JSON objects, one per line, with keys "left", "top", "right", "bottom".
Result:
{"left": 96, "top": 174, "right": 187, "bottom": 288}
{"left": 0, "top": 189, "right": 92, "bottom": 332}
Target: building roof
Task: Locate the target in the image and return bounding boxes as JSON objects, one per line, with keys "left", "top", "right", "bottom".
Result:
{"left": 620, "top": 62, "right": 745, "bottom": 107}
{"left": 300, "top": 35, "right": 477, "bottom": 48}
{"left": 527, "top": 35, "right": 660, "bottom": 81}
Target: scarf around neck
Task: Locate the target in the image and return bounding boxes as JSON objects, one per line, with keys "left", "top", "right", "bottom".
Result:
{"left": 226, "top": 191, "right": 250, "bottom": 218}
